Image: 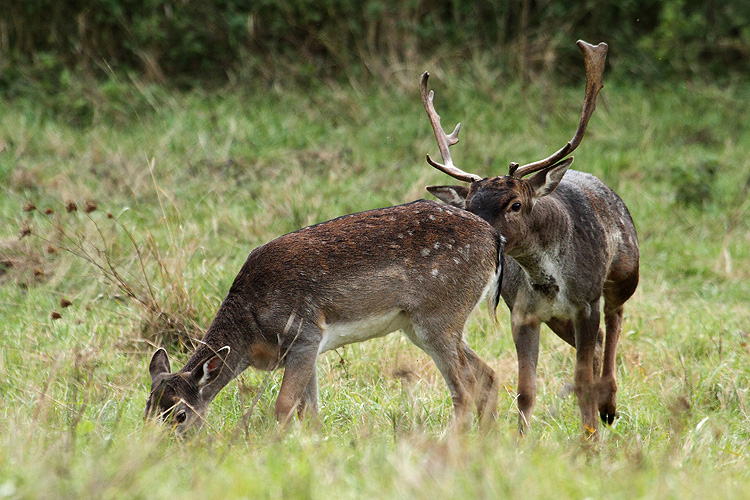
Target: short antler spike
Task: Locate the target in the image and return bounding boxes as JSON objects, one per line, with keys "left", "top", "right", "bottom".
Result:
{"left": 421, "top": 72, "right": 482, "bottom": 183}
{"left": 512, "top": 40, "right": 608, "bottom": 178}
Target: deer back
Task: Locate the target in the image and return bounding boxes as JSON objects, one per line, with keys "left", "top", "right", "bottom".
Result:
{"left": 229, "top": 200, "right": 501, "bottom": 328}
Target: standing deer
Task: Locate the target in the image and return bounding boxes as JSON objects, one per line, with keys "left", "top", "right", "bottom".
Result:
{"left": 421, "top": 40, "right": 639, "bottom": 435}
{"left": 145, "top": 201, "right": 503, "bottom": 436}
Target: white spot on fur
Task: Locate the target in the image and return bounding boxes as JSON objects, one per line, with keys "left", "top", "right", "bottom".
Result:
{"left": 431, "top": 268, "right": 439, "bottom": 277}
{"left": 421, "top": 248, "right": 430, "bottom": 257}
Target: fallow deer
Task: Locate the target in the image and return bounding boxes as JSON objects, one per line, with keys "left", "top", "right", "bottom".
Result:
{"left": 421, "top": 40, "right": 639, "bottom": 435}
{"left": 145, "top": 201, "right": 503, "bottom": 436}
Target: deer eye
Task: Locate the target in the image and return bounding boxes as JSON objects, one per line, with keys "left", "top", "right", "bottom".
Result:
{"left": 174, "top": 409, "right": 187, "bottom": 424}
{"left": 510, "top": 202, "right": 522, "bottom": 212}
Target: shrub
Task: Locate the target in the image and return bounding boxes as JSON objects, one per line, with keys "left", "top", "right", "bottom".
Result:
{"left": 2, "top": 0, "right": 749, "bottom": 93}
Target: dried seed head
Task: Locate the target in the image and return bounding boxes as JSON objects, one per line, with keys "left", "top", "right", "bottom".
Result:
{"left": 66, "top": 201, "right": 78, "bottom": 213}
{"left": 51, "top": 311, "right": 62, "bottom": 320}
{"left": 46, "top": 245, "right": 57, "bottom": 254}
{"left": 44, "top": 208, "right": 55, "bottom": 215}
{"left": 60, "top": 298, "right": 73, "bottom": 308}
{"left": 23, "top": 202, "right": 36, "bottom": 212}
{"left": 107, "top": 213, "right": 114, "bottom": 219}
{"left": 19, "top": 223, "right": 32, "bottom": 238}
{"left": 34, "top": 268, "right": 45, "bottom": 277}
{"left": 84, "top": 201, "right": 97, "bottom": 213}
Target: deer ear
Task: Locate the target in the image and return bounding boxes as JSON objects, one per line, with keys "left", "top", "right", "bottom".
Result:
{"left": 426, "top": 185, "right": 469, "bottom": 209}
{"left": 194, "top": 346, "right": 231, "bottom": 388}
{"left": 527, "top": 157, "right": 574, "bottom": 199}
{"left": 149, "top": 348, "right": 171, "bottom": 385}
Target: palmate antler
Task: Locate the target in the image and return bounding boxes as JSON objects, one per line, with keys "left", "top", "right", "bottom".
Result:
{"left": 422, "top": 40, "right": 608, "bottom": 182}
{"left": 511, "top": 40, "right": 608, "bottom": 178}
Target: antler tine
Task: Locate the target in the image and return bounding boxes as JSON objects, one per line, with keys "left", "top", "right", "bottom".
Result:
{"left": 512, "top": 40, "right": 608, "bottom": 178}
{"left": 421, "top": 72, "right": 482, "bottom": 183}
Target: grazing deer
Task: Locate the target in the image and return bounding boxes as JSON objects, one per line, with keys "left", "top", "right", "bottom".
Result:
{"left": 145, "top": 201, "right": 503, "bottom": 436}
{"left": 421, "top": 40, "right": 639, "bottom": 435}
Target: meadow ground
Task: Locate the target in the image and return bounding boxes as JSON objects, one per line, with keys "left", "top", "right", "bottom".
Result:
{"left": 1, "top": 73, "right": 749, "bottom": 499}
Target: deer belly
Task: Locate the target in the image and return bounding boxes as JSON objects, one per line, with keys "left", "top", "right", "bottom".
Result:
{"left": 318, "top": 310, "right": 409, "bottom": 354}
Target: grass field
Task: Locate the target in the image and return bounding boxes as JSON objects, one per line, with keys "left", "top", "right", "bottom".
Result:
{"left": 1, "top": 72, "right": 749, "bottom": 499}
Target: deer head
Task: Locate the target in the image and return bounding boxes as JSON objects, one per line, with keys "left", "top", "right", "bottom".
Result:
{"left": 145, "top": 346, "right": 230, "bottom": 437}
{"left": 423, "top": 40, "right": 607, "bottom": 255}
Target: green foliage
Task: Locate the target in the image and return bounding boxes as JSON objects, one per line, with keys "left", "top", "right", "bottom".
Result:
{"left": 671, "top": 158, "right": 717, "bottom": 207}
{"left": 2, "top": 0, "right": 750, "bottom": 96}
{"left": 640, "top": 0, "right": 750, "bottom": 76}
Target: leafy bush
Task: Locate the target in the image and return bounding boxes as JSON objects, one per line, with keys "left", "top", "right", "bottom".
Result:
{"left": 1, "top": 0, "right": 749, "bottom": 93}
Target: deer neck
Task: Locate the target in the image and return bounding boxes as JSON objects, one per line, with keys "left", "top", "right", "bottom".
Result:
{"left": 179, "top": 301, "right": 261, "bottom": 402}
{"left": 174, "top": 343, "right": 238, "bottom": 404}
{"left": 506, "top": 199, "right": 570, "bottom": 298}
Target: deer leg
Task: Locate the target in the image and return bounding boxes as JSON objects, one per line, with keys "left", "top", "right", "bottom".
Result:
{"left": 432, "top": 347, "right": 472, "bottom": 428}
{"left": 403, "top": 323, "right": 472, "bottom": 428}
{"left": 546, "top": 318, "right": 603, "bottom": 379}
{"left": 299, "top": 368, "right": 319, "bottom": 418}
{"left": 274, "top": 345, "right": 319, "bottom": 425}
{"left": 598, "top": 304, "right": 623, "bottom": 425}
{"left": 512, "top": 317, "right": 541, "bottom": 434}
{"left": 461, "top": 341, "right": 499, "bottom": 428}
{"left": 573, "top": 300, "right": 602, "bottom": 436}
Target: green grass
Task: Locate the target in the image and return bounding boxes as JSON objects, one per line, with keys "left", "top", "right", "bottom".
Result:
{"left": 1, "top": 73, "right": 749, "bottom": 499}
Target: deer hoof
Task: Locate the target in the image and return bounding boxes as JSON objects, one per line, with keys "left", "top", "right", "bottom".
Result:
{"left": 599, "top": 406, "right": 618, "bottom": 425}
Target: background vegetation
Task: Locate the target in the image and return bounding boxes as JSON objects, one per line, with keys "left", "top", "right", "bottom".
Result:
{"left": 3, "top": 0, "right": 750, "bottom": 88}
{"left": 1, "top": 1, "right": 749, "bottom": 499}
